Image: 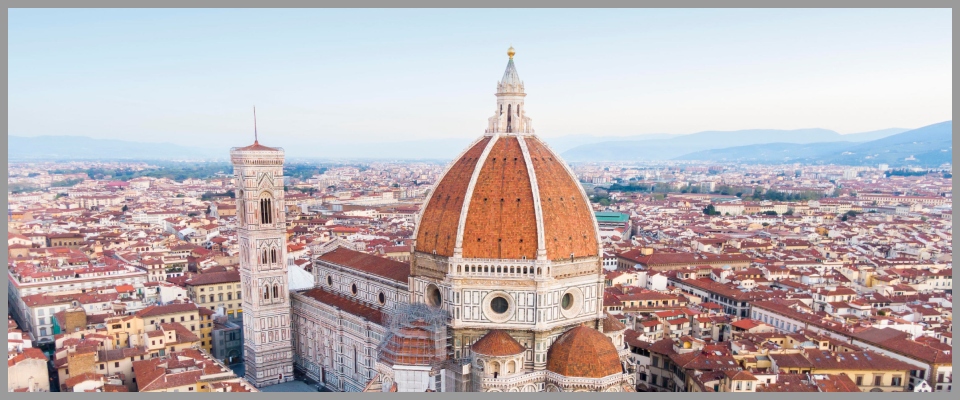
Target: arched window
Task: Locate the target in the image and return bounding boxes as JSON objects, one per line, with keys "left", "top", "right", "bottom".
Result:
{"left": 273, "top": 284, "right": 279, "bottom": 299}
{"left": 237, "top": 189, "right": 244, "bottom": 225}
{"left": 271, "top": 249, "right": 277, "bottom": 263}
{"left": 260, "top": 196, "right": 273, "bottom": 224}
{"left": 263, "top": 285, "right": 270, "bottom": 300}
{"left": 353, "top": 346, "right": 359, "bottom": 372}
{"left": 261, "top": 250, "right": 268, "bottom": 264}
{"left": 227, "top": 292, "right": 232, "bottom": 301}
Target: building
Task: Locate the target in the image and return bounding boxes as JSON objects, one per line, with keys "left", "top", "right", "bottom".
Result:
{"left": 7, "top": 319, "right": 50, "bottom": 392}
{"left": 279, "top": 48, "right": 634, "bottom": 392}
{"left": 184, "top": 271, "right": 243, "bottom": 318}
{"left": 131, "top": 348, "right": 258, "bottom": 392}
{"left": 211, "top": 316, "right": 244, "bottom": 365}
{"left": 231, "top": 131, "right": 295, "bottom": 387}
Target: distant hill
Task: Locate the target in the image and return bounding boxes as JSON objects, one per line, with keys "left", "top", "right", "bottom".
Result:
{"left": 675, "top": 121, "right": 951, "bottom": 167}
{"left": 675, "top": 142, "right": 854, "bottom": 163}
{"left": 9, "top": 135, "right": 223, "bottom": 161}
{"left": 823, "top": 121, "right": 952, "bottom": 166}
{"left": 10, "top": 126, "right": 925, "bottom": 163}
{"left": 560, "top": 128, "right": 905, "bottom": 162}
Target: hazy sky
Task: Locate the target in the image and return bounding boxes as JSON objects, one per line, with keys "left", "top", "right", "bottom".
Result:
{"left": 9, "top": 8, "right": 952, "bottom": 149}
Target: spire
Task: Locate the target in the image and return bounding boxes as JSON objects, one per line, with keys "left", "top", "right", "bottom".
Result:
{"left": 253, "top": 106, "right": 258, "bottom": 144}
{"left": 486, "top": 46, "right": 533, "bottom": 135}
{"left": 499, "top": 47, "right": 523, "bottom": 94}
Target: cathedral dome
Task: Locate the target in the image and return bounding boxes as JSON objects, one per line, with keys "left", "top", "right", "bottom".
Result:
{"left": 546, "top": 325, "right": 623, "bottom": 378}
{"left": 471, "top": 330, "right": 526, "bottom": 357}
{"left": 413, "top": 133, "right": 599, "bottom": 261}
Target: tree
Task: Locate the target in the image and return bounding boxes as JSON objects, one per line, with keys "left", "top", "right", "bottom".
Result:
{"left": 763, "top": 211, "right": 778, "bottom": 216}
{"left": 841, "top": 215, "right": 848, "bottom": 222}
{"left": 703, "top": 205, "right": 719, "bottom": 215}
{"left": 121, "top": 205, "right": 128, "bottom": 212}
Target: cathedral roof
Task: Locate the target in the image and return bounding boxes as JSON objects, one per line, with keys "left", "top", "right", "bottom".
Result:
{"left": 317, "top": 247, "right": 410, "bottom": 283}
{"left": 546, "top": 325, "right": 623, "bottom": 379}
{"left": 413, "top": 134, "right": 599, "bottom": 261}
{"left": 471, "top": 329, "right": 526, "bottom": 357}
{"left": 602, "top": 312, "right": 628, "bottom": 332}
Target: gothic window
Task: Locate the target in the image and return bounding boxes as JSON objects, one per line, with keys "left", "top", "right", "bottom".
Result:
{"left": 262, "top": 250, "right": 268, "bottom": 264}
{"left": 260, "top": 196, "right": 273, "bottom": 224}
{"left": 271, "top": 248, "right": 278, "bottom": 263}
{"left": 273, "top": 284, "right": 279, "bottom": 299}
{"left": 264, "top": 285, "right": 270, "bottom": 300}
{"left": 237, "top": 189, "right": 244, "bottom": 225}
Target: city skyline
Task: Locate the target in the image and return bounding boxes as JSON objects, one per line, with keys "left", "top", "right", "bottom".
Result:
{"left": 9, "top": 8, "right": 952, "bottom": 150}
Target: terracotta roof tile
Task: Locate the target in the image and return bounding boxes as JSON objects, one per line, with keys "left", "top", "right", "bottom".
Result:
{"left": 471, "top": 330, "right": 526, "bottom": 356}
{"left": 546, "top": 325, "right": 622, "bottom": 378}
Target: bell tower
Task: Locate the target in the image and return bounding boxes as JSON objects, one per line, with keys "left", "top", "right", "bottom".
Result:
{"left": 231, "top": 115, "right": 294, "bottom": 388}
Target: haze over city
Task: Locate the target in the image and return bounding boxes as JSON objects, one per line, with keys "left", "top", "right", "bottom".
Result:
{"left": 9, "top": 8, "right": 952, "bottom": 153}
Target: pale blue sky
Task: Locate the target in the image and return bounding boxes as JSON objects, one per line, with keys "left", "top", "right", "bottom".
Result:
{"left": 8, "top": 8, "right": 952, "bottom": 149}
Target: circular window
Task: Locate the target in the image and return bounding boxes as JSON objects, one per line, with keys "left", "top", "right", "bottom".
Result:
{"left": 378, "top": 292, "right": 386, "bottom": 305}
{"left": 326, "top": 275, "right": 333, "bottom": 286}
{"left": 558, "top": 288, "right": 584, "bottom": 319}
{"left": 491, "top": 297, "right": 509, "bottom": 314}
{"left": 426, "top": 284, "right": 442, "bottom": 308}
{"left": 351, "top": 283, "right": 358, "bottom": 295}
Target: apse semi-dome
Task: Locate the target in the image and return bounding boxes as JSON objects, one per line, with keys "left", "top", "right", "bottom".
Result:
{"left": 546, "top": 325, "right": 623, "bottom": 379}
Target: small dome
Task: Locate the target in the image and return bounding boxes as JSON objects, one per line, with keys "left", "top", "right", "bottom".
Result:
{"left": 547, "top": 325, "right": 622, "bottom": 378}
{"left": 379, "top": 322, "right": 444, "bottom": 366}
{"left": 471, "top": 330, "right": 525, "bottom": 357}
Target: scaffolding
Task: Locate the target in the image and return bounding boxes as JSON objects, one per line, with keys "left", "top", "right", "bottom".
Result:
{"left": 376, "top": 302, "right": 450, "bottom": 368}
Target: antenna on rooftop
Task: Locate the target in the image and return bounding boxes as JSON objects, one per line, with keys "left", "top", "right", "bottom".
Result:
{"left": 253, "top": 106, "right": 258, "bottom": 144}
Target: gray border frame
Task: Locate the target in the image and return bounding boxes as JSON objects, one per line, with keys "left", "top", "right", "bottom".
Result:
{"left": 2, "top": 3, "right": 956, "bottom": 400}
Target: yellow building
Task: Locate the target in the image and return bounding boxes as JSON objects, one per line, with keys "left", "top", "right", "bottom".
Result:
{"left": 184, "top": 271, "right": 243, "bottom": 319}
{"left": 134, "top": 302, "right": 214, "bottom": 353}
{"left": 55, "top": 321, "right": 201, "bottom": 391}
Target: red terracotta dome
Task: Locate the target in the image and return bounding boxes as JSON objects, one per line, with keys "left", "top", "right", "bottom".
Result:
{"left": 414, "top": 134, "right": 598, "bottom": 261}
{"left": 546, "top": 325, "right": 623, "bottom": 378}
{"left": 379, "top": 322, "right": 445, "bottom": 366}
{"left": 471, "top": 330, "right": 526, "bottom": 357}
